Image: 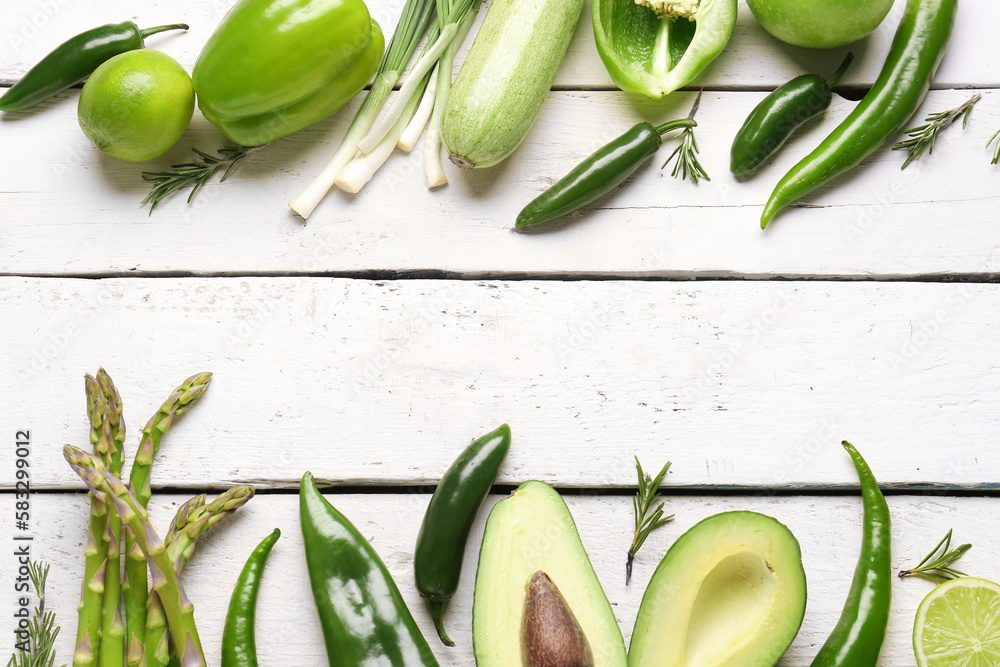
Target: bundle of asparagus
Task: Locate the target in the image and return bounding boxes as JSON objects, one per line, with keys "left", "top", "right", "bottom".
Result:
{"left": 65, "top": 370, "right": 253, "bottom": 667}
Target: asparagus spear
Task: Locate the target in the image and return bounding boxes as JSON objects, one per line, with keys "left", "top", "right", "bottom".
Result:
{"left": 74, "top": 376, "right": 109, "bottom": 667}
{"left": 124, "top": 372, "right": 212, "bottom": 667}
{"left": 164, "top": 487, "right": 255, "bottom": 572}
{"left": 64, "top": 446, "right": 207, "bottom": 667}
{"left": 96, "top": 370, "right": 126, "bottom": 667}
{"left": 145, "top": 486, "right": 255, "bottom": 667}
{"left": 142, "top": 495, "right": 204, "bottom": 667}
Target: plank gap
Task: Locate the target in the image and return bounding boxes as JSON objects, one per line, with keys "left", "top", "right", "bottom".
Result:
{"left": 10, "top": 484, "right": 1000, "bottom": 497}
{"left": 6, "top": 271, "right": 1000, "bottom": 283}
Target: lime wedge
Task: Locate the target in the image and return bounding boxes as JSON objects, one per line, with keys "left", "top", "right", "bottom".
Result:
{"left": 914, "top": 577, "right": 1000, "bottom": 666}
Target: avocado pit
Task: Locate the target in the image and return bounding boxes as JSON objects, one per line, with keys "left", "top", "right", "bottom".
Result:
{"left": 522, "top": 571, "right": 595, "bottom": 667}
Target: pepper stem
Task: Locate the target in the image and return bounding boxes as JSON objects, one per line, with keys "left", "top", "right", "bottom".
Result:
{"left": 139, "top": 24, "right": 190, "bottom": 40}
{"left": 654, "top": 118, "right": 696, "bottom": 136}
{"left": 654, "top": 88, "right": 702, "bottom": 136}
{"left": 426, "top": 599, "right": 455, "bottom": 647}
{"left": 825, "top": 52, "right": 855, "bottom": 88}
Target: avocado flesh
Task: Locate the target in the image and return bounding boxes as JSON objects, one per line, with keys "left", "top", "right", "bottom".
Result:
{"left": 629, "top": 511, "right": 807, "bottom": 667}
{"left": 474, "top": 481, "right": 627, "bottom": 667}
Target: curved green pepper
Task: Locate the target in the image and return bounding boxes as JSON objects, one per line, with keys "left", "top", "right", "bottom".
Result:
{"left": 193, "top": 0, "right": 384, "bottom": 147}
{"left": 300, "top": 472, "right": 440, "bottom": 667}
{"left": 760, "top": 0, "right": 957, "bottom": 228}
{"left": 414, "top": 424, "right": 511, "bottom": 646}
{"left": 810, "top": 442, "right": 891, "bottom": 666}
{"left": 221, "top": 528, "right": 280, "bottom": 667}
{"left": 593, "top": 0, "right": 737, "bottom": 99}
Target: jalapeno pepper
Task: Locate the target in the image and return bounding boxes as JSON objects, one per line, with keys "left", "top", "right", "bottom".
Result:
{"left": 414, "top": 424, "right": 511, "bottom": 646}
{"left": 193, "top": 0, "right": 384, "bottom": 147}
{"left": 515, "top": 119, "right": 695, "bottom": 229}
{"left": 761, "top": 0, "right": 958, "bottom": 228}
{"left": 592, "top": 0, "right": 737, "bottom": 99}
{"left": 810, "top": 442, "right": 891, "bottom": 667}
{"left": 299, "top": 471, "right": 440, "bottom": 667}
{"left": 0, "top": 22, "right": 189, "bottom": 113}
{"left": 221, "top": 528, "right": 280, "bottom": 667}
{"left": 730, "top": 53, "right": 854, "bottom": 178}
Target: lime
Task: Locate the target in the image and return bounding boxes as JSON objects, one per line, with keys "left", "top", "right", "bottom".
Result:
{"left": 78, "top": 49, "right": 194, "bottom": 162}
{"left": 914, "top": 577, "right": 1000, "bottom": 666}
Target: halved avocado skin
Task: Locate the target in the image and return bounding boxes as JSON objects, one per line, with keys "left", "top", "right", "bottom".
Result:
{"left": 628, "top": 510, "right": 807, "bottom": 667}
{"left": 473, "top": 480, "right": 628, "bottom": 667}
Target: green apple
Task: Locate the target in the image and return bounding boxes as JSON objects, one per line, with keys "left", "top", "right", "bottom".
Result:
{"left": 746, "top": 0, "right": 895, "bottom": 49}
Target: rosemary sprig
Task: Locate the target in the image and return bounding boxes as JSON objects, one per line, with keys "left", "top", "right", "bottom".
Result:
{"left": 987, "top": 128, "right": 1000, "bottom": 165}
{"left": 141, "top": 145, "right": 257, "bottom": 214}
{"left": 662, "top": 90, "right": 710, "bottom": 184}
{"left": 898, "top": 529, "right": 971, "bottom": 582}
{"left": 7, "top": 560, "right": 64, "bottom": 667}
{"left": 893, "top": 93, "right": 981, "bottom": 169}
{"left": 627, "top": 457, "right": 674, "bottom": 584}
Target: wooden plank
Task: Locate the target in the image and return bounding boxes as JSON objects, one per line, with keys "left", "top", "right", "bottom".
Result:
{"left": 1, "top": 492, "right": 996, "bottom": 666}
{"left": 1, "top": 89, "right": 998, "bottom": 278}
{"left": 4, "top": 277, "right": 1000, "bottom": 490}
{"left": 0, "top": 0, "right": 994, "bottom": 88}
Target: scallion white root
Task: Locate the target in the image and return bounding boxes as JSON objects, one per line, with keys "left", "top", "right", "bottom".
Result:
{"left": 424, "top": 13, "right": 476, "bottom": 188}
{"left": 335, "top": 73, "right": 433, "bottom": 194}
{"left": 398, "top": 64, "right": 439, "bottom": 152}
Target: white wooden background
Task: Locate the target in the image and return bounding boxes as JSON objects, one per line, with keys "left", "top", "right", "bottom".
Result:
{"left": 1, "top": 0, "right": 999, "bottom": 665}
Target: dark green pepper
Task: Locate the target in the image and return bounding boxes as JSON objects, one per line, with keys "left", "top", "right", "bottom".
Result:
{"left": 761, "top": 0, "right": 958, "bottom": 228}
{"left": 730, "top": 53, "right": 854, "bottom": 178}
{"left": 414, "top": 424, "right": 511, "bottom": 646}
{"left": 516, "top": 119, "right": 695, "bottom": 229}
{"left": 592, "top": 0, "right": 736, "bottom": 99}
{"left": 221, "top": 528, "right": 281, "bottom": 667}
{"left": 810, "top": 442, "right": 891, "bottom": 667}
{"left": 0, "top": 21, "right": 188, "bottom": 113}
{"left": 300, "top": 471, "right": 440, "bottom": 667}
{"left": 193, "top": 0, "right": 384, "bottom": 147}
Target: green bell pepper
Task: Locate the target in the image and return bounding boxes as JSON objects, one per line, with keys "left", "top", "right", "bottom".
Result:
{"left": 193, "top": 0, "right": 384, "bottom": 146}
{"left": 593, "top": 0, "right": 737, "bottom": 99}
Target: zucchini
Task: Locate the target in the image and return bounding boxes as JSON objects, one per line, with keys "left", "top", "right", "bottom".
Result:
{"left": 443, "top": 0, "right": 585, "bottom": 169}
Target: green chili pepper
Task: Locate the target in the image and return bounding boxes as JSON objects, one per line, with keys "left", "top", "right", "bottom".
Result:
{"left": 414, "top": 424, "right": 511, "bottom": 646}
{"left": 0, "top": 22, "right": 189, "bottom": 113}
{"left": 730, "top": 53, "right": 854, "bottom": 178}
{"left": 515, "top": 119, "right": 695, "bottom": 229}
{"left": 193, "top": 0, "right": 384, "bottom": 147}
{"left": 221, "top": 528, "right": 281, "bottom": 667}
{"left": 810, "top": 441, "right": 891, "bottom": 667}
{"left": 592, "top": 0, "right": 737, "bottom": 99}
{"left": 299, "top": 471, "right": 440, "bottom": 667}
{"left": 761, "top": 0, "right": 957, "bottom": 228}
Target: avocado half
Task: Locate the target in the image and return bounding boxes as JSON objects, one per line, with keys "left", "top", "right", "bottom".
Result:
{"left": 629, "top": 511, "right": 807, "bottom": 667}
{"left": 473, "top": 480, "right": 628, "bottom": 667}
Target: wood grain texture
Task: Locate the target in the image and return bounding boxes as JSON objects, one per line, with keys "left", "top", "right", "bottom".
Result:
{"left": 3, "top": 277, "right": 999, "bottom": 490}
{"left": 1, "top": 88, "right": 998, "bottom": 278}
{"left": 1, "top": 492, "right": 996, "bottom": 666}
{"left": 0, "top": 0, "right": 994, "bottom": 88}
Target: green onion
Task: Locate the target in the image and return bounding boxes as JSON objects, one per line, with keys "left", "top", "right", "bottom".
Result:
{"left": 424, "top": 12, "right": 476, "bottom": 187}
{"left": 288, "top": 0, "right": 437, "bottom": 219}
{"left": 336, "top": 68, "right": 435, "bottom": 193}
{"left": 356, "top": 3, "right": 475, "bottom": 155}
{"left": 398, "top": 64, "right": 440, "bottom": 152}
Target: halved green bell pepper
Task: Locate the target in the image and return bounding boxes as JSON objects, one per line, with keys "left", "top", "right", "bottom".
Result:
{"left": 593, "top": 0, "right": 737, "bottom": 99}
{"left": 193, "top": 0, "right": 384, "bottom": 146}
